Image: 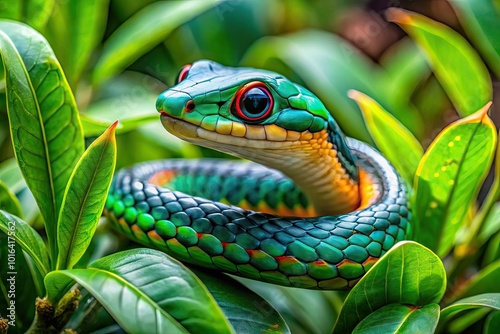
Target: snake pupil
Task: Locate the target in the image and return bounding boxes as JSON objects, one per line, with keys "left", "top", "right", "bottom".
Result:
{"left": 242, "top": 88, "right": 270, "bottom": 115}
{"left": 233, "top": 83, "right": 273, "bottom": 121}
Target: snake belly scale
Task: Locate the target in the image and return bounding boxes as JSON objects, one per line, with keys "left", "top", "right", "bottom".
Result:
{"left": 104, "top": 60, "right": 411, "bottom": 289}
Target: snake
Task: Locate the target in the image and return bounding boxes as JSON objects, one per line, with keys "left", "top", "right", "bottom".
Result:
{"left": 104, "top": 60, "right": 411, "bottom": 290}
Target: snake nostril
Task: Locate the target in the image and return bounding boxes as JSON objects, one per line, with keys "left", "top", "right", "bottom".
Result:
{"left": 185, "top": 100, "right": 195, "bottom": 112}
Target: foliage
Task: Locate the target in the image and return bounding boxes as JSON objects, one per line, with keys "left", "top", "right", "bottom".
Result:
{"left": 0, "top": 1, "right": 499, "bottom": 333}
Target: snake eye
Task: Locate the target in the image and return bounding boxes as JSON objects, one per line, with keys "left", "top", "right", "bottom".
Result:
{"left": 176, "top": 64, "right": 191, "bottom": 83}
{"left": 232, "top": 82, "right": 273, "bottom": 122}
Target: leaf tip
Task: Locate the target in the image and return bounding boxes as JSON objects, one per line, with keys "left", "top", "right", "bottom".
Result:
{"left": 466, "top": 101, "right": 493, "bottom": 124}
{"left": 385, "top": 8, "right": 412, "bottom": 25}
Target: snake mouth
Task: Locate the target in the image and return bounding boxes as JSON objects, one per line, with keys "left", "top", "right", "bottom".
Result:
{"left": 160, "top": 112, "right": 198, "bottom": 141}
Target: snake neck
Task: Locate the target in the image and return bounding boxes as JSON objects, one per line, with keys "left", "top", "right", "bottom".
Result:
{"left": 235, "top": 122, "right": 361, "bottom": 216}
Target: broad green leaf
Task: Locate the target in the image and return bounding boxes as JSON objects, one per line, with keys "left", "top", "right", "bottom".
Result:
{"left": 0, "top": 210, "right": 50, "bottom": 277}
{"left": 192, "top": 269, "right": 290, "bottom": 333}
{"left": 56, "top": 122, "right": 117, "bottom": 270}
{"left": 0, "top": 21, "right": 85, "bottom": 262}
{"left": 386, "top": 8, "right": 492, "bottom": 116}
{"left": 81, "top": 93, "right": 159, "bottom": 136}
{"left": 485, "top": 311, "right": 500, "bottom": 334}
{"left": 450, "top": 0, "right": 500, "bottom": 77}
{"left": 440, "top": 293, "right": 500, "bottom": 322}
{"left": 414, "top": 103, "right": 497, "bottom": 257}
{"left": 93, "top": 1, "right": 216, "bottom": 84}
{"left": 349, "top": 90, "right": 423, "bottom": 183}
{"left": 0, "top": 0, "right": 54, "bottom": 31}
{"left": 45, "top": 249, "right": 233, "bottom": 333}
{"left": 0, "top": 181, "right": 22, "bottom": 217}
{"left": 352, "top": 303, "right": 440, "bottom": 333}
{"left": 332, "top": 241, "right": 446, "bottom": 334}
{"left": 45, "top": 0, "right": 110, "bottom": 86}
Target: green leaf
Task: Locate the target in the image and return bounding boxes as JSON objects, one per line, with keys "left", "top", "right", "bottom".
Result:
{"left": 243, "top": 281, "right": 341, "bottom": 334}
{"left": 0, "top": 21, "right": 85, "bottom": 262}
{"left": 0, "top": 210, "right": 50, "bottom": 277}
{"left": 413, "top": 103, "right": 497, "bottom": 257}
{"left": 440, "top": 293, "right": 500, "bottom": 322}
{"left": 349, "top": 90, "right": 423, "bottom": 183}
{"left": 484, "top": 311, "right": 500, "bottom": 334}
{"left": 352, "top": 303, "right": 440, "bottom": 333}
{"left": 453, "top": 260, "right": 500, "bottom": 301}
{"left": 450, "top": 0, "right": 500, "bottom": 77}
{"left": 81, "top": 93, "right": 159, "bottom": 136}
{"left": 0, "top": 180, "right": 22, "bottom": 217}
{"left": 93, "top": 1, "right": 216, "bottom": 84}
{"left": 0, "top": 158, "right": 25, "bottom": 194}
{"left": 332, "top": 241, "right": 446, "bottom": 334}
{"left": 45, "top": 0, "right": 110, "bottom": 86}
{"left": 380, "top": 38, "right": 431, "bottom": 104}
{"left": 56, "top": 122, "right": 117, "bottom": 270}
{"left": 45, "top": 249, "right": 233, "bottom": 333}
{"left": 386, "top": 8, "right": 492, "bottom": 116}
{"left": 192, "top": 269, "right": 290, "bottom": 333}
{"left": 0, "top": 0, "right": 54, "bottom": 31}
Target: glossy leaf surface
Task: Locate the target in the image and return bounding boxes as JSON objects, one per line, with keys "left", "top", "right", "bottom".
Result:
{"left": 56, "top": 122, "right": 117, "bottom": 269}
{"left": 333, "top": 241, "right": 446, "bottom": 333}
{"left": 414, "top": 103, "right": 496, "bottom": 257}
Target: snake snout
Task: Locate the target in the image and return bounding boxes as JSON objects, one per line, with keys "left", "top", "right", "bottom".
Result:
{"left": 156, "top": 90, "right": 193, "bottom": 118}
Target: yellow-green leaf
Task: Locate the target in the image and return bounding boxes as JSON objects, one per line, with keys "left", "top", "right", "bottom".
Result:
{"left": 413, "top": 103, "right": 497, "bottom": 257}
{"left": 349, "top": 90, "right": 423, "bottom": 183}
{"left": 0, "top": 180, "right": 22, "bottom": 218}
{"left": 386, "top": 8, "right": 492, "bottom": 116}
{"left": 56, "top": 121, "right": 117, "bottom": 270}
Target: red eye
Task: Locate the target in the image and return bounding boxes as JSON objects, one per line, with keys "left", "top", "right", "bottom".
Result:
{"left": 176, "top": 64, "right": 191, "bottom": 83}
{"left": 232, "top": 82, "right": 273, "bottom": 122}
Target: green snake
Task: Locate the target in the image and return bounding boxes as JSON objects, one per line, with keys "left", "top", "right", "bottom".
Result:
{"left": 104, "top": 60, "right": 411, "bottom": 290}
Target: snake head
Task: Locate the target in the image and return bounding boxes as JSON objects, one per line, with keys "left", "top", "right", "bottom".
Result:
{"left": 156, "top": 60, "right": 357, "bottom": 179}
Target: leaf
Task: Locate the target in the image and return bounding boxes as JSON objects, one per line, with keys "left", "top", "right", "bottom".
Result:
{"left": 0, "top": 21, "right": 85, "bottom": 262}
{"left": 0, "top": 180, "right": 22, "bottom": 217}
{"left": 45, "top": 0, "right": 110, "bottom": 86}
{"left": 450, "top": 0, "right": 500, "bottom": 77}
{"left": 386, "top": 8, "right": 492, "bottom": 116}
{"left": 352, "top": 304, "right": 440, "bottom": 333}
{"left": 0, "top": 0, "right": 54, "bottom": 31}
{"left": 0, "top": 158, "right": 25, "bottom": 194}
{"left": 413, "top": 103, "right": 497, "bottom": 257}
{"left": 348, "top": 90, "right": 423, "bottom": 183}
{"left": 484, "top": 311, "right": 500, "bottom": 334}
{"left": 453, "top": 260, "right": 500, "bottom": 301}
{"left": 380, "top": 38, "right": 431, "bottom": 104}
{"left": 81, "top": 93, "right": 159, "bottom": 136}
{"left": 56, "top": 122, "right": 117, "bottom": 270}
{"left": 192, "top": 268, "right": 290, "bottom": 334}
{"left": 332, "top": 241, "right": 446, "bottom": 334}
{"left": 93, "top": 1, "right": 216, "bottom": 84}
{"left": 440, "top": 293, "right": 500, "bottom": 322}
{"left": 45, "top": 249, "right": 233, "bottom": 333}
{"left": 0, "top": 210, "right": 50, "bottom": 277}
{"left": 243, "top": 281, "right": 341, "bottom": 334}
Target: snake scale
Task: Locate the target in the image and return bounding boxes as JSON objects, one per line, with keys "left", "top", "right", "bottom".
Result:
{"left": 104, "top": 60, "right": 411, "bottom": 290}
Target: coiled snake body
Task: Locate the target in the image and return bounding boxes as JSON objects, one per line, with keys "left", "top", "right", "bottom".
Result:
{"left": 104, "top": 60, "right": 410, "bottom": 289}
